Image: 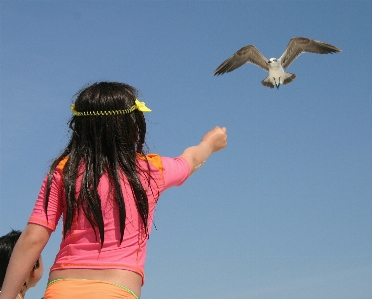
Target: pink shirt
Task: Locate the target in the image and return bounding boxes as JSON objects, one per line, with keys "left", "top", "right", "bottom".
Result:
{"left": 28, "top": 154, "right": 190, "bottom": 284}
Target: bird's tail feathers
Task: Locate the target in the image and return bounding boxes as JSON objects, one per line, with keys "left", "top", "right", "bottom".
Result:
{"left": 261, "top": 76, "right": 274, "bottom": 89}
{"left": 282, "top": 72, "right": 296, "bottom": 85}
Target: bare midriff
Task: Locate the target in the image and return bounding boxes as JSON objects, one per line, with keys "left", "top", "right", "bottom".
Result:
{"left": 48, "top": 269, "right": 142, "bottom": 298}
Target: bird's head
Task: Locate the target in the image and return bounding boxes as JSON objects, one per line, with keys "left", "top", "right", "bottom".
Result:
{"left": 268, "top": 58, "right": 278, "bottom": 64}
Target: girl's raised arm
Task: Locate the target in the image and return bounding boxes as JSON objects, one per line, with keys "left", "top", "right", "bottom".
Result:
{"left": 180, "top": 126, "right": 227, "bottom": 174}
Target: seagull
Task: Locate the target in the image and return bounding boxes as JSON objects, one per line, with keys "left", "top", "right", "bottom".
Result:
{"left": 213, "top": 37, "right": 341, "bottom": 89}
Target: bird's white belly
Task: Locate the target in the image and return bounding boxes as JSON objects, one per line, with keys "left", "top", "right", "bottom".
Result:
{"left": 268, "top": 66, "right": 285, "bottom": 78}
{"left": 268, "top": 65, "right": 285, "bottom": 83}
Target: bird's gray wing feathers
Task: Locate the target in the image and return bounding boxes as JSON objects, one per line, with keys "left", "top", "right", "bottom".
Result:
{"left": 280, "top": 37, "right": 341, "bottom": 69}
{"left": 214, "top": 45, "right": 269, "bottom": 75}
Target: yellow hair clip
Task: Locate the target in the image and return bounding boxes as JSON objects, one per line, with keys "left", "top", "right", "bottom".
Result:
{"left": 135, "top": 99, "right": 152, "bottom": 112}
{"left": 71, "top": 104, "right": 81, "bottom": 116}
{"left": 71, "top": 99, "right": 151, "bottom": 116}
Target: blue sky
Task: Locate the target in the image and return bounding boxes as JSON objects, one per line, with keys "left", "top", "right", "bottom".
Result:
{"left": 1, "top": 1, "right": 371, "bottom": 299}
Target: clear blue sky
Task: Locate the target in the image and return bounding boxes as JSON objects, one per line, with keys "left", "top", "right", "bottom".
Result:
{"left": 1, "top": 1, "right": 371, "bottom": 299}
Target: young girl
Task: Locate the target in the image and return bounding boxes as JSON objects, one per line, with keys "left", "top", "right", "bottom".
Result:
{"left": 0, "top": 230, "right": 43, "bottom": 299}
{"left": 0, "top": 82, "right": 227, "bottom": 299}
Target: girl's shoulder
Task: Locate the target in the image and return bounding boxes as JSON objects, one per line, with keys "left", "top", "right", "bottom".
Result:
{"left": 136, "top": 153, "right": 164, "bottom": 173}
{"left": 56, "top": 157, "right": 69, "bottom": 172}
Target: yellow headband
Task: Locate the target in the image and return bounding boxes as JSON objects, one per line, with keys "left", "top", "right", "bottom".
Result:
{"left": 71, "top": 99, "right": 151, "bottom": 116}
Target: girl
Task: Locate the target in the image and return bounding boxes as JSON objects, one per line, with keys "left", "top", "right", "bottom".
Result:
{"left": 0, "top": 82, "right": 227, "bottom": 299}
{"left": 0, "top": 230, "right": 43, "bottom": 299}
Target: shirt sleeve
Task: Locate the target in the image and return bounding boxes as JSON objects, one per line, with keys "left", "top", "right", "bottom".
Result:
{"left": 161, "top": 156, "right": 191, "bottom": 189}
{"left": 28, "top": 170, "right": 64, "bottom": 231}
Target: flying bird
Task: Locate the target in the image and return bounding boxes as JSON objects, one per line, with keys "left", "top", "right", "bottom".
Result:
{"left": 213, "top": 37, "right": 341, "bottom": 89}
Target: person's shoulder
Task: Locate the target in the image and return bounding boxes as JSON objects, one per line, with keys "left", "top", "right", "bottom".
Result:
{"left": 56, "top": 157, "right": 69, "bottom": 172}
{"left": 137, "top": 153, "right": 163, "bottom": 172}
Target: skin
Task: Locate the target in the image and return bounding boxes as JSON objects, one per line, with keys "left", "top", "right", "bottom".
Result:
{"left": 180, "top": 126, "right": 227, "bottom": 173}
{"left": 0, "top": 226, "right": 46, "bottom": 299}
{"left": 0, "top": 126, "right": 227, "bottom": 299}
{"left": 18, "top": 255, "right": 44, "bottom": 299}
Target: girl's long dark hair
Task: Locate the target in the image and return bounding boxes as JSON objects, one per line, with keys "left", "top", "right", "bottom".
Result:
{"left": 44, "top": 82, "right": 153, "bottom": 246}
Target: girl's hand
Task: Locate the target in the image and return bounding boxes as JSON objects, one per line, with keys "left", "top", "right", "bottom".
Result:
{"left": 201, "top": 126, "right": 227, "bottom": 153}
{"left": 180, "top": 126, "right": 227, "bottom": 173}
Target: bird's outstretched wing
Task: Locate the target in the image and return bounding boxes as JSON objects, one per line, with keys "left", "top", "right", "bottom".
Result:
{"left": 280, "top": 37, "right": 341, "bottom": 69}
{"left": 214, "top": 45, "right": 269, "bottom": 75}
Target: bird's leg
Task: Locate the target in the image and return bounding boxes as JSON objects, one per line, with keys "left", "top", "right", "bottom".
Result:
{"left": 275, "top": 77, "right": 280, "bottom": 89}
